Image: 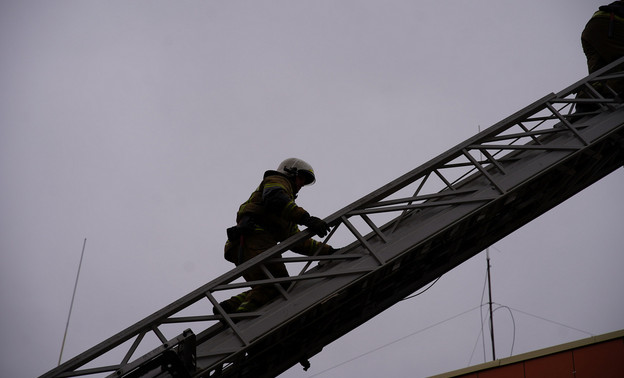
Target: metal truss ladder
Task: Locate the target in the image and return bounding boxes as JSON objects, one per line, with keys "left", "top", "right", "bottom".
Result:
{"left": 41, "top": 58, "right": 624, "bottom": 378}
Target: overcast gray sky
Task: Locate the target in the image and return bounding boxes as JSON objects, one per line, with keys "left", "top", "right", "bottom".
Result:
{"left": 1, "top": 1, "right": 622, "bottom": 377}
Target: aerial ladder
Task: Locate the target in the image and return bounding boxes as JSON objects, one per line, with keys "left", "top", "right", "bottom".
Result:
{"left": 41, "top": 57, "right": 624, "bottom": 378}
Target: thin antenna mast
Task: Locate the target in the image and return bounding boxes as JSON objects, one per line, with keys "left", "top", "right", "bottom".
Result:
{"left": 486, "top": 247, "right": 496, "bottom": 361}
{"left": 477, "top": 124, "right": 496, "bottom": 361}
{"left": 58, "top": 238, "right": 87, "bottom": 366}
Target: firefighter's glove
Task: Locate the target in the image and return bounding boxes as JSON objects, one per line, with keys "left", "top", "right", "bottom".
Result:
{"left": 304, "top": 216, "right": 330, "bottom": 238}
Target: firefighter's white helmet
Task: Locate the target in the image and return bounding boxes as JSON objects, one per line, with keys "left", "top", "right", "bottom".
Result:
{"left": 277, "top": 158, "right": 316, "bottom": 185}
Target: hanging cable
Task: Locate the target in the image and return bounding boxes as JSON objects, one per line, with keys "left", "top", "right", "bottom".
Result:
{"left": 309, "top": 305, "right": 482, "bottom": 377}
{"left": 468, "top": 270, "right": 490, "bottom": 366}
{"left": 401, "top": 276, "right": 442, "bottom": 301}
{"left": 467, "top": 303, "right": 517, "bottom": 364}
{"left": 492, "top": 304, "right": 516, "bottom": 357}
{"left": 497, "top": 304, "right": 594, "bottom": 337}
{"left": 467, "top": 305, "right": 490, "bottom": 366}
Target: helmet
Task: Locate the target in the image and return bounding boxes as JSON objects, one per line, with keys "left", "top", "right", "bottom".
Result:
{"left": 277, "top": 158, "right": 316, "bottom": 185}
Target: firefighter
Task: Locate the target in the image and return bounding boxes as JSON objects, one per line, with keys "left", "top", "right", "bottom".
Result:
{"left": 217, "top": 158, "right": 338, "bottom": 314}
{"left": 577, "top": 1, "right": 624, "bottom": 112}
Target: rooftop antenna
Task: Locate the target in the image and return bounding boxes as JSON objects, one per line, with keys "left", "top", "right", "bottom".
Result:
{"left": 478, "top": 124, "right": 496, "bottom": 361}
{"left": 486, "top": 247, "right": 496, "bottom": 361}
{"left": 58, "top": 238, "right": 87, "bottom": 366}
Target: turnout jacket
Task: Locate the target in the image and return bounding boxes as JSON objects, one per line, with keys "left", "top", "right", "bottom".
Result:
{"left": 233, "top": 170, "right": 328, "bottom": 256}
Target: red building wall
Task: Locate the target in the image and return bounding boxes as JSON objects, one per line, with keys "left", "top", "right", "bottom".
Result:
{"left": 444, "top": 332, "right": 624, "bottom": 378}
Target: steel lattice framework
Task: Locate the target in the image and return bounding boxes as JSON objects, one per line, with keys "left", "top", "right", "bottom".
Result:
{"left": 41, "top": 57, "right": 624, "bottom": 378}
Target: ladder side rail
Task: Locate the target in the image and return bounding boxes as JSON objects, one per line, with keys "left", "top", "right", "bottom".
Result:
{"left": 555, "top": 56, "right": 624, "bottom": 108}
{"left": 558, "top": 56, "right": 624, "bottom": 97}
